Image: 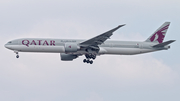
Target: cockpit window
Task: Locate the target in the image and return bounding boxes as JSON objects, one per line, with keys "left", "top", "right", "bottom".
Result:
{"left": 8, "top": 41, "right": 12, "bottom": 43}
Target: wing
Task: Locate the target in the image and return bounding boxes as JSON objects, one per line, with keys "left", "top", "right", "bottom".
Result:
{"left": 79, "top": 24, "right": 125, "bottom": 48}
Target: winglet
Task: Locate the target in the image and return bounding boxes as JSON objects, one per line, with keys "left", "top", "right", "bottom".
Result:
{"left": 109, "top": 24, "right": 126, "bottom": 33}
{"left": 119, "top": 24, "right": 126, "bottom": 27}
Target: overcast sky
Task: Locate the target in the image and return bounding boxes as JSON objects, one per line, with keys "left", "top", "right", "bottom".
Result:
{"left": 0, "top": 0, "right": 180, "bottom": 101}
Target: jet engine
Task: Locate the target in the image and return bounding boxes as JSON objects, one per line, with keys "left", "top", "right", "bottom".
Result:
{"left": 60, "top": 53, "right": 78, "bottom": 61}
{"left": 64, "top": 43, "right": 80, "bottom": 52}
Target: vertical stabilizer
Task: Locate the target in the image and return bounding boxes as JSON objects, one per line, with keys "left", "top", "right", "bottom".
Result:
{"left": 145, "top": 22, "right": 170, "bottom": 43}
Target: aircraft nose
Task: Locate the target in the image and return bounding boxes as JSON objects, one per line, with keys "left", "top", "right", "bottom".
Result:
{"left": 4, "top": 43, "right": 10, "bottom": 49}
{"left": 4, "top": 44, "right": 7, "bottom": 48}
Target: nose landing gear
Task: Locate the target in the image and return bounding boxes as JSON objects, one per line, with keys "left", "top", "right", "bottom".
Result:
{"left": 14, "top": 51, "right": 19, "bottom": 58}
{"left": 16, "top": 55, "right": 19, "bottom": 58}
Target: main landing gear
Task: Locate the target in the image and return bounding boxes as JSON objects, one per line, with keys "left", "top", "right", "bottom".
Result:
{"left": 83, "top": 59, "right": 93, "bottom": 64}
{"left": 83, "top": 54, "right": 96, "bottom": 64}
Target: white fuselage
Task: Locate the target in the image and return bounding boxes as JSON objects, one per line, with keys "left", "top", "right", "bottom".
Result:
{"left": 4, "top": 38, "right": 167, "bottom": 55}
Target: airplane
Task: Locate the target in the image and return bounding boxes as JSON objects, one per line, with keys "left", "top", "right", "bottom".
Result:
{"left": 4, "top": 22, "right": 175, "bottom": 64}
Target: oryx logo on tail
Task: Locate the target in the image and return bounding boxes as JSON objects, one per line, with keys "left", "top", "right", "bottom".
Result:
{"left": 145, "top": 22, "right": 170, "bottom": 43}
{"left": 150, "top": 24, "right": 169, "bottom": 43}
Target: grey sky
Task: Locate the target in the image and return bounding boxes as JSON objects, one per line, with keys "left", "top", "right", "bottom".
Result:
{"left": 0, "top": 0, "right": 180, "bottom": 101}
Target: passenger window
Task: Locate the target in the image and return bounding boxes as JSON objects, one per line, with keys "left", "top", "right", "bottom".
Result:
{"left": 8, "top": 41, "right": 12, "bottom": 43}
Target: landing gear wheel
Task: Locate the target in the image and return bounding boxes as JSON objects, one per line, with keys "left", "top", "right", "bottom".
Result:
{"left": 83, "top": 59, "right": 86, "bottom": 63}
{"left": 90, "top": 60, "right": 93, "bottom": 64}
{"left": 87, "top": 60, "right": 90, "bottom": 63}
{"left": 14, "top": 51, "right": 19, "bottom": 58}
{"left": 16, "top": 55, "right": 19, "bottom": 58}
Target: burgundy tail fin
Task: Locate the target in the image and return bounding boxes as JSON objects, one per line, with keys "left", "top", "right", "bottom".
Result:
{"left": 145, "top": 22, "right": 170, "bottom": 43}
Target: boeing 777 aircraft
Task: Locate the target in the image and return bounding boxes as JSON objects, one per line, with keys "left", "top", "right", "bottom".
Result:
{"left": 5, "top": 22, "right": 175, "bottom": 64}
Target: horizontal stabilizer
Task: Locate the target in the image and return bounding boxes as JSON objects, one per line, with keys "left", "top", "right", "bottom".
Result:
{"left": 153, "top": 40, "right": 175, "bottom": 48}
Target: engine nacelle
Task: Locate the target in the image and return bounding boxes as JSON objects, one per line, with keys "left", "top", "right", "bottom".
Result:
{"left": 64, "top": 43, "right": 79, "bottom": 52}
{"left": 98, "top": 47, "right": 107, "bottom": 54}
{"left": 60, "top": 53, "right": 78, "bottom": 61}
